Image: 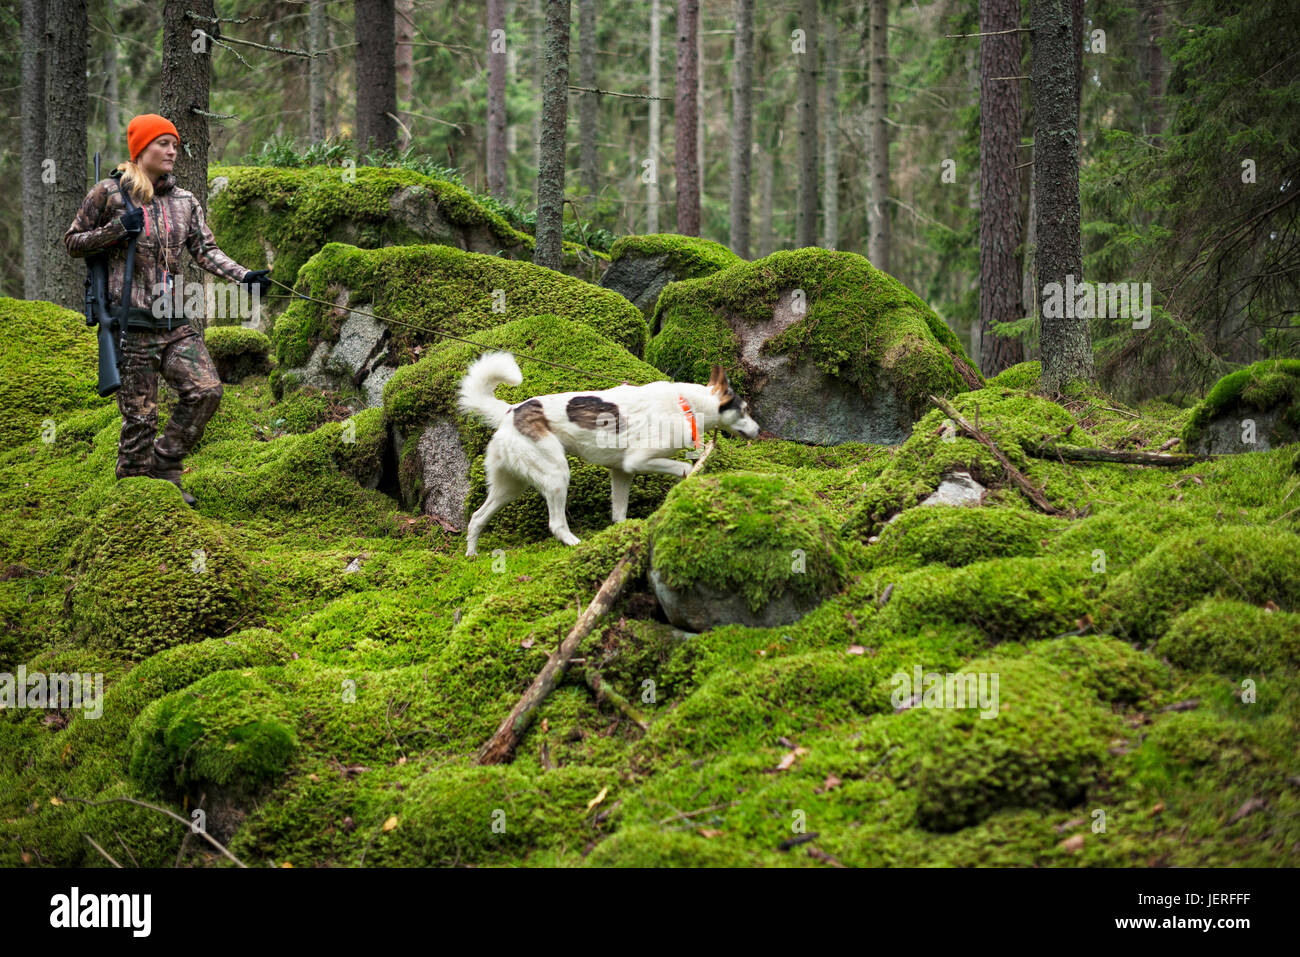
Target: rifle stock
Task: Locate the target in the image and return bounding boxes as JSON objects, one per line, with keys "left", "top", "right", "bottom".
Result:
{"left": 83, "top": 151, "right": 139, "bottom": 398}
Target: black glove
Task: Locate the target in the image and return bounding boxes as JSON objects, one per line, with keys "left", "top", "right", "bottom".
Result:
{"left": 118, "top": 207, "right": 144, "bottom": 235}
{"left": 244, "top": 269, "right": 273, "bottom": 295}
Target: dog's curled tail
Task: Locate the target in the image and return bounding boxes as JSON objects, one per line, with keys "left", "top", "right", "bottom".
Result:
{"left": 457, "top": 351, "right": 523, "bottom": 428}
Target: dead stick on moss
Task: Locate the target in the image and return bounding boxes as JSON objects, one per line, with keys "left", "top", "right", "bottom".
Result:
{"left": 928, "top": 395, "right": 1065, "bottom": 515}
{"left": 60, "top": 794, "right": 247, "bottom": 868}
{"left": 584, "top": 667, "right": 650, "bottom": 733}
{"left": 475, "top": 439, "right": 717, "bottom": 766}
{"left": 83, "top": 833, "right": 122, "bottom": 868}
{"left": 1026, "top": 443, "right": 1219, "bottom": 467}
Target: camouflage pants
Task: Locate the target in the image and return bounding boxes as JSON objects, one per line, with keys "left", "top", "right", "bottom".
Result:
{"left": 115, "top": 323, "right": 224, "bottom": 481}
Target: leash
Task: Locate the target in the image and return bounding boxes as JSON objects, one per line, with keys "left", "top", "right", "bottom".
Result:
{"left": 265, "top": 276, "right": 654, "bottom": 388}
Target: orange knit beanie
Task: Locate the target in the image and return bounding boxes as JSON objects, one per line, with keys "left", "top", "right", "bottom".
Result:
{"left": 127, "top": 114, "right": 180, "bottom": 162}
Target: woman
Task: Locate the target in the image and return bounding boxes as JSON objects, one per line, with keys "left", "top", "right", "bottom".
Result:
{"left": 64, "top": 113, "right": 271, "bottom": 507}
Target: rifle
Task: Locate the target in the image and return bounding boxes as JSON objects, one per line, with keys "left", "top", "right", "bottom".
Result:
{"left": 83, "top": 151, "right": 141, "bottom": 397}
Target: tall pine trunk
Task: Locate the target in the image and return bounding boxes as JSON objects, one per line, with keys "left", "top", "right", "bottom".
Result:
{"left": 355, "top": 0, "right": 398, "bottom": 157}
{"left": 978, "top": 0, "right": 1025, "bottom": 375}
{"left": 309, "top": 0, "right": 328, "bottom": 142}
{"left": 534, "top": 0, "right": 571, "bottom": 270}
{"left": 675, "top": 0, "right": 701, "bottom": 236}
{"left": 728, "top": 0, "right": 754, "bottom": 257}
{"left": 162, "top": 0, "right": 219, "bottom": 328}
{"left": 821, "top": 3, "right": 839, "bottom": 251}
{"left": 868, "top": 0, "right": 889, "bottom": 270}
{"left": 578, "top": 0, "right": 598, "bottom": 197}
{"left": 1032, "top": 0, "right": 1092, "bottom": 392}
{"left": 395, "top": 0, "right": 415, "bottom": 149}
{"left": 647, "top": 0, "right": 662, "bottom": 232}
{"left": 1137, "top": 0, "right": 1166, "bottom": 135}
{"left": 22, "top": 0, "right": 46, "bottom": 299}
{"left": 44, "top": 0, "right": 86, "bottom": 308}
{"left": 104, "top": 0, "right": 120, "bottom": 149}
{"left": 487, "top": 0, "right": 509, "bottom": 199}
{"left": 796, "top": 0, "right": 818, "bottom": 248}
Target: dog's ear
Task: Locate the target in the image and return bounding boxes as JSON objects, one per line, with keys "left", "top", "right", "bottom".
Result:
{"left": 709, "top": 364, "right": 732, "bottom": 395}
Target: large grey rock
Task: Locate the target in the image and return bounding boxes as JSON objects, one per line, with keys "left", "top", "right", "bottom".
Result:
{"left": 280, "top": 298, "right": 394, "bottom": 403}
{"left": 361, "top": 365, "right": 396, "bottom": 409}
{"left": 1188, "top": 406, "right": 1287, "bottom": 455}
{"left": 920, "top": 471, "right": 986, "bottom": 507}
{"left": 600, "top": 252, "right": 673, "bottom": 324}
{"left": 327, "top": 312, "right": 387, "bottom": 379}
{"left": 739, "top": 290, "right": 914, "bottom": 446}
{"left": 648, "top": 565, "right": 822, "bottom": 632}
{"left": 399, "top": 416, "right": 472, "bottom": 527}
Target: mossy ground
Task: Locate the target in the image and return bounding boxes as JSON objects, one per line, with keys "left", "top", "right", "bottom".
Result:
{"left": 2, "top": 298, "right": 1298, "bottom": 869}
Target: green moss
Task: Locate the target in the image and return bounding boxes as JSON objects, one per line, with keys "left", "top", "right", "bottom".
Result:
{"left": 648, "top": 471, "right": 848, "bottom": 615}
{"left": 1183, "top": 359, "right": 1300, "bottom": 447}
{"left": 865, "top": 506, "right": 1063, "bottom": 572}
{"left": 62, "top": 479, "right": 264, "bottom": 660}
{"left": 1158, "top": 598, "right": 1300, "bottom": 674}
{"left": 647, "top": 248, "right": 982, "bottom": 411}
{"left": 0, "top": 298, "right": 113, "bottom": 453}
{"left": 870, "top": 555, "right": 1094, "bottom": 645}
{"left": 986, "top": 361, "right": 1041, "bottom": 390}
{"left": 842, "top": 388, "right": 1085, "bottom": 536}
{"left": 272, "top": 242, "right": 644, "bottom": 370}
{"left": 128, "top": 667, "right": 298, "bottom": 798}
{"left": 1101, "top": 526, "right": 1300, "bottom": 642}
{"left": 204, "top": 325, "right": 273, "bottom": 383}
{"left": 608, "top": 233, "right": 744, "bottom": 278}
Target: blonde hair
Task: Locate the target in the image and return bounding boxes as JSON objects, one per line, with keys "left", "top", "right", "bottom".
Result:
{"left": 113, "top": 159, "right": 155, "bottom": 206}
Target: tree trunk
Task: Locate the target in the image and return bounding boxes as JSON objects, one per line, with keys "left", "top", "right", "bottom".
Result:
{"left": 696, "top": 16, "right": 704, "bottom": 204}
{"left": 532, "top": 0, "right": 544, "bottom": 169}
{"left": 578, "top": 0, "right": 598, "bottom": 197}
{"left": 160, "top": 0, "right": 217, "bottom": 329}
{"left": 1137, "top": 0, "right": 1165, "bottom": 136}
{"left": 821, "top": 2, "right": 838, "bottom": 251}
{"left": 978, "top": 0, "right": 1026, "bottom": 376}
{"left": 395, "top": 0, "right": 415, "bottom": 150}
{"left": 533, "top": 0, "right": 570, "bottom": 270}
{"left": 309, "top": 0, "right": 327, "bottom": 142}
{"left": 43, "top": 0, "right": 88, "bottom": 310}
{"left": 104, "top": 0, "right": 120, "bottom": 149}
{"left": 1071, "top": 0, "right": 1083, "bottom": 113}
{"left": 487, "top": 0, "right": 509, "bottom": 199}
{"left": 1032, "top": 0, "right": 1092, "bottom": 392}
{"left": 506, "top": 0, "right": 518, "bottom": 164}
{"left": 675, "top": 0, "right": 701, "bottom": 236}
{"left": 355, "top": 0, "right": 398, "bottom": 158}
{"left": 757, "top": 128, "right": 775, "bottom": 256}
{"left": 647, "top": 0, "right": 662, "bottom": 232}
{"left": 728, "top": 0, "right": 754, "bottom": 257}
{"left": 868, "top": 0, "right": 889, "bottom": 271}
{"left": 796, "top": 0, "right": 818, "bottom": 248}
{"left": 22, "top": 0, "right": 47, "bottom": 300}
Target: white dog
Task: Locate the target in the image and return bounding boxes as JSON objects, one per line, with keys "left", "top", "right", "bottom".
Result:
{"left": 457, "top": 352, "right": 760, "bottom": 555}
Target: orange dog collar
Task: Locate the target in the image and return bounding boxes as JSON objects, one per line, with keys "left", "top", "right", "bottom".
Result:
{"left": 678, "top": 395, "right": 700, "bottom": 449}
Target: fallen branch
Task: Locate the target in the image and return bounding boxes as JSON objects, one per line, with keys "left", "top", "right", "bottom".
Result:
{"left": 928, "top": 395, "right": 1065, "bottom": 515}
{"left": 475, "top": 440, "right": 716, "bottom": 765}
{"left": 583, "top": 667, "right": 650, "bottom": 733}
{"left": 59, "top": 794, "right": 247, "bottom": 868}
{"left": 83, "top": 834, "right": 122, "bottom": 868}
{"left": 1026, "top": 443, "right": 1218, "bottom": 467}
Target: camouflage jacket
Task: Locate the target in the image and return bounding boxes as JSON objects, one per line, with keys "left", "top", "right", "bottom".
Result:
{"left": 63, "top": 170, "right": 249, "bottom": 317}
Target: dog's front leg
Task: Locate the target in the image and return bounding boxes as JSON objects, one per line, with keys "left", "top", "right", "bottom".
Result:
{"left": 610, "top": 468, "right": 632, "bottom": 522}
{"left": 625, "top": 454, "right": 692, "bottom": 479}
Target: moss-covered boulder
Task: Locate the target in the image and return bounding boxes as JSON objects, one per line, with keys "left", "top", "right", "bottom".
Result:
{"left": 600, "top": 234, "right": 744, "bottom": 321}
{"left": 1157, "top": 598, "right": 1300, "bottom": 674}
{"left": 207, "top": 165, "right": 606, "bottom": 325}
{"left": 1101, "top": 526, "right": 1300, "bottom": 642}
{"left": 1184, "top": 359, "right": 1300, "bottom": 453}
{"left": 270, "top": 242, "right": 648, "bottom": 404}
{"left": 646, "top": 248, "right": 983, "bottom": 446}
{"left": 62, "top": 479, "right": 263, "bottom": 660}
{"left": 0, "top": 298, "right": 113, "bottom": 453}
{"left": 865, "top": 506, "right": 1061, "bottom": 572}
{"left": 986, "top": 360, "right": 1041, "bottom": 390}
{"left": 383, "top": 314, "right": 673, "bottom": 536}
{"left": 204, "top": 325, "right": 273, "bottom": 383}
{"left": 647, "top": 472, "right": 848, "bottom": 631}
